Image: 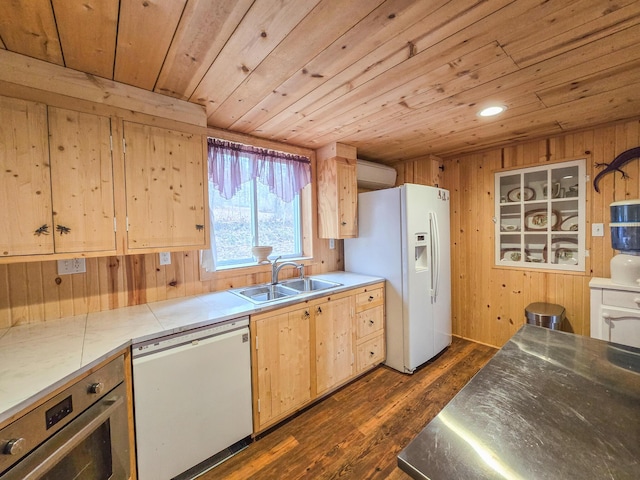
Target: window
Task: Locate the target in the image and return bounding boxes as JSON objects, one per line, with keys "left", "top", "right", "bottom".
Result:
{"left": 211, "top": 177, "right": 302, "bottom": 266}
{"left": 495, "top": 159, "right": 586, "bottom": 271}
{"left": 204, "top": 138, "right": 311, "bottom": 270}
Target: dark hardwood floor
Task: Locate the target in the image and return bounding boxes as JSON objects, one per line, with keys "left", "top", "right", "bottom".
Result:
{"left": 203, "top": 337, "right": 496, "bottom": 480}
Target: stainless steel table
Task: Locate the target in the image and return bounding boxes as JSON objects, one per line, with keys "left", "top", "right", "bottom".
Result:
{"left": 398, "top": 324, "right": 640, "bottom": 479}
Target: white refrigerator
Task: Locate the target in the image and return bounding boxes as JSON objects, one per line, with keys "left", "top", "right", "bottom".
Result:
{"left": 345, "top": 183, "right": 451, "bottom": 373}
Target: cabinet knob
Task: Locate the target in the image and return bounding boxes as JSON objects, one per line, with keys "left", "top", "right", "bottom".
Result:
{"left": 368, "top": 295, "right": 374, "bottom": 302}
{"left": 317, "top": 306, "right": 322, "bottom": 314}
{"left": 304, "top": 310, "right": 310, "bottom": 318}
{"left": 341, "top": 221, "right": 347, "bottom": 226}
{"left": 88, "top": 382, "right": 104, "bottom": 395}
{"left": 3, "top": 438, "right": 26, "bottom": 456}
{"left": 369, "top": 351, "right": 375, "bottom": 357}
{"left": 369, "top": 319, "right": 375, "bottom": 326}
{"left": 196, "top": 224, "right": 204, "bottom": 231}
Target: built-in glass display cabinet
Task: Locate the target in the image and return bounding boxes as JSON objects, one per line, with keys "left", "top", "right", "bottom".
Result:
{"left": 495, "top": 159, "right": 586, "bottom": 271}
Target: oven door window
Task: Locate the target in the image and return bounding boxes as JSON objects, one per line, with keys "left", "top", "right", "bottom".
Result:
{"left": 41, "top": 421, "right": 112, "bottom": 480}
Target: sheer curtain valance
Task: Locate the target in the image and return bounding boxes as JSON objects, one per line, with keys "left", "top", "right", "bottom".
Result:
{"left": 208, "top": 138, "right": 311, "bottom": 202}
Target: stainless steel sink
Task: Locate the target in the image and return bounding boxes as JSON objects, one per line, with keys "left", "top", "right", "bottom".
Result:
{"left": 230, "top": 277, "right": 342, "bottom": 303}
{"left": 232, "top": 284, "right": 299, "bottom": 303}
{"left": 280, "top": 277, "right": 342, "bottom": 292}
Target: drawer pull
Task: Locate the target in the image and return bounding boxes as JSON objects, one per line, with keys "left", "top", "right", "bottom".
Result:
{"left": 369, "top": 351, "right": 375, "bottom": 357}
{"left": 602, "top": 312, "right": 640, "bottom": 322}
{"left": 369, "top": 319, "right": 375, "bottom": 326}
{"left": 368, "top": 295, "right": 374, "bottom": 302}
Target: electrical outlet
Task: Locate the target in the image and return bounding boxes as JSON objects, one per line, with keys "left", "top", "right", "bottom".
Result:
{"left": 159, "top": 252, "right": 171, "bottom": 265}
{"left": 592, "top": 223, "right": 604, "bottom": 237}
{"left": 329, "top": 238, "right": 335, "bottom": 250}
{"left": 57, "top": 258, "right": 86, "bottom": 275}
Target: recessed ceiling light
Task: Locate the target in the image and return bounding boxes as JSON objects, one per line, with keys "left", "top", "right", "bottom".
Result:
{"left": 478, "top": 105, "right": 506, "bottom": 117}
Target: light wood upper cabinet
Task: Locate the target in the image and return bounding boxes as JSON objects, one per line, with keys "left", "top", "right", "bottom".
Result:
{"left": 0, "top": 98, "right": 116, "bottom": 258}
{"left": 316, "top": 142, "right": 358, "bottom": 239}
{"left": 123, "top": 121, "right": 207, "bottom": 251}
{"left": 317, "top": 156, "right": 358, "bottom": 239}
{"left": 315, "top": 296, "right": 354, "bottom": 395}
{"left": 0, "top": 96, "right": 53, "bottom": 257}
{"left": 48, "top": 106, "right": 116, "bottom": 253}
{"left": 252, "top": 306, "right": 311, "bottom": 432}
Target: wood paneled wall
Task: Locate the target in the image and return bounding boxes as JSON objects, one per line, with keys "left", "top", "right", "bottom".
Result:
{"left": 0, "top": 244, "right": 342, "bottom": 328}
{"left": 398, "top": 118, "right": 640, "bottom": 348}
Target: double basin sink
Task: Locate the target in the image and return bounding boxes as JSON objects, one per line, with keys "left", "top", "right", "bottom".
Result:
{"left": 231, "top": 277, "right": 342, "bottom": 304}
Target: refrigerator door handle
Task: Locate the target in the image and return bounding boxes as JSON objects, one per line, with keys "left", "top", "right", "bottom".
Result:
{"left": 429, "top": 211, "right": 440, "bottom": 300}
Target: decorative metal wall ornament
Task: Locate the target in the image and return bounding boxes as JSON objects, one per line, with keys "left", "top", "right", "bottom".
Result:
{"left": 593, "top": 146, "right": 640, "bottom": 193}
{"left": 56, "top": 225, "right": 71, "bottom": 235}
{"left": 34, "top": 224, "right": 50, "bottom": 236}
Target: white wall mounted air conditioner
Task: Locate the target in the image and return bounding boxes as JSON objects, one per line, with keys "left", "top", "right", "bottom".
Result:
{"left": 356, "top": 159, "right": 397, "bottom": 190}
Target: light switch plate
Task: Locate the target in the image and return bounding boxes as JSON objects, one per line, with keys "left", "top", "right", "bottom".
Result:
{"left": 329, "top": 238, "right": 335, "bottom": 250}
{"left": 57, "top": 258, "right": 86, "bottom": 275}
{"left": 592, "top": 223, "right": 604, "bottom": 237}
{"left": 159, "top": 252, "right": 171, "bottom": 265}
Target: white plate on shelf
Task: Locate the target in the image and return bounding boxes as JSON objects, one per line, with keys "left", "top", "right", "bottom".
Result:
{"left": 543, "top": 238, "right": 578, "bottom": 264}
{"left": 507, "top": 187, "right": 535, "bottom": 202}
{"left": 524, "top": 209, "right": 560, "bottom": 230}
{"left": 559, "top": 215, "right": 578, "bottom": 231}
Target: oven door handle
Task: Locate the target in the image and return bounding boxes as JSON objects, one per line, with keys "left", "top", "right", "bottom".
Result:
{"left": 4, "top": 392, "right": 125, "bottom": 480}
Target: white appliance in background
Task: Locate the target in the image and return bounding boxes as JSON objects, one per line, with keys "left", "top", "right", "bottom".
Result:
{"left": 132, "top": 317, "right": 252, "bottom": 480}
{"left": 356, "top": 159, "right": 397, "bottom": 190}
{"left": 345, "top": 183, "right": 451, "bottom": 373}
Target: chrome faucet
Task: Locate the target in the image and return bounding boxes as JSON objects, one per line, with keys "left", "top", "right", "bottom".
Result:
{"left": 271, "top": 256, "right": 304, "bottom": 284}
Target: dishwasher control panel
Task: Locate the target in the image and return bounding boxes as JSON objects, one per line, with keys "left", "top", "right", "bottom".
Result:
{"left": 132, "top": 316, "right": 249, "bottom": 358}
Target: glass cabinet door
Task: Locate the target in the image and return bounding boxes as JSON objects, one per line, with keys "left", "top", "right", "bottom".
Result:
{"left": 496, "top": 159, "right": 585, "bottom": 271}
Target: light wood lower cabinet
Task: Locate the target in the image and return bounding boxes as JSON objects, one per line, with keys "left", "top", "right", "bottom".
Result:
{"left": 315, "top": 296, "right": 353, "bottom": 396}
{"left": 252, "top": 306, "right": 311, "bottom": 432}
{"left": 355, "top": 287, "right": 385, "bottom": 372}
{"left": 251, "top": 282, "right": 385, "bottom": 433}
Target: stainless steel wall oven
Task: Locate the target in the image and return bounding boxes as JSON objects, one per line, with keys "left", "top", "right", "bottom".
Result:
{"left": 0, "top": 355, "right": 130, "bottom": 480}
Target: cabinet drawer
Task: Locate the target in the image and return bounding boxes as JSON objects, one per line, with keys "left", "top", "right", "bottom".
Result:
{"left": 356, "top": 305, "right": 384, "bottom": 339}
{"left": 602, "top": 289, "right": 640, "bottom": 310}
{"left": 355, "top": 288, "right": 384, "bottom": 312}
{"left": 597, "top": 306, "right": 640, "bottom": 348}
{"left": 356, "top": 335, "right": 385, "bottom": 372}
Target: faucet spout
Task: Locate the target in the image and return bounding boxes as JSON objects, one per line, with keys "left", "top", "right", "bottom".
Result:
{"left": 271, "top": 256, "right": 305, "bottom": 284}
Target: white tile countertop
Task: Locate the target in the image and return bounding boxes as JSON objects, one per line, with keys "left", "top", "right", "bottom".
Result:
{"left": 0, "top": 271, "right": 383, "bottom": 425}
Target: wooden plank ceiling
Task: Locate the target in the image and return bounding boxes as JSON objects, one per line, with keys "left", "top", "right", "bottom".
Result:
{"left": 1, "top": 0, "right": 639, "bottom": 163}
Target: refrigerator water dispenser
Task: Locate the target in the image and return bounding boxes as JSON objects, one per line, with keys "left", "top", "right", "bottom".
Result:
{"left": 414, "top": 233, "right": 429, "bottom": 270}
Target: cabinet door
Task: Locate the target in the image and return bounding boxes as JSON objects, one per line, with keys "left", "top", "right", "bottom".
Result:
{"left": 254, "top": 307, "right": 311, "bottom": 430}
{"left": 315, "top": 296, "right": 354, "bottom": 395}
{"left": 0, "top": 96, "right": 53, "bottom": 257}
{"left": 123, "top": 122, "right": 206, "bottom": 250}
{"left": 337, "top": 160, "right": 357, "bottom": 237}
{"left": 48, "top": 107, "right": 116, "bottom": 253}
{"left": 317, "top": 156, "right": 357, "bottom": 239}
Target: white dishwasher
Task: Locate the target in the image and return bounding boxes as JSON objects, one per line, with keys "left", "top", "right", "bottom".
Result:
{"left": 132, "top": 316, "right": 252, "bottom": 480}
